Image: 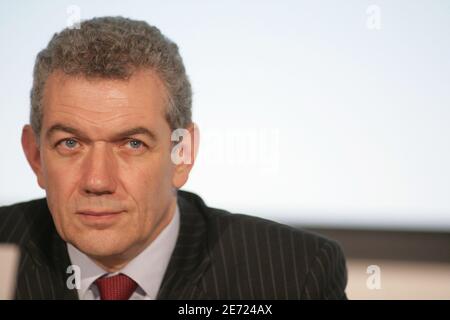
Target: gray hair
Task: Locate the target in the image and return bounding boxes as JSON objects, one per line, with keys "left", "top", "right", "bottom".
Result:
{"left": 30, "top": 16, "right": 192, "bottom": 137}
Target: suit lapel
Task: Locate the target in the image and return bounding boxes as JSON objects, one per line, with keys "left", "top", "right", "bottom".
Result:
{"left": 156, "top": 191, "right": 211, "bottom": 299}
{"left": 18, "top": 200, "right": 78, "bottom": 300}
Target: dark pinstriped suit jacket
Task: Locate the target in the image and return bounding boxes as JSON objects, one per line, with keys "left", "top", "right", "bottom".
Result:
{"left": 0, "top": 190, "right": 347, "bottom": 299}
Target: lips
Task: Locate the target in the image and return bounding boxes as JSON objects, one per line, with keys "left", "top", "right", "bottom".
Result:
{"left": 77, "top": 210, "right": 123, "bottom": 216}
{"left": 76, "top": 209, "right": 125, "bottom": 227}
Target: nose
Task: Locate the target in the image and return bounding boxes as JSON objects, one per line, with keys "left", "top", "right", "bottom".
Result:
{"left": 80, "top": 142, "right": 117, "bottom": 196}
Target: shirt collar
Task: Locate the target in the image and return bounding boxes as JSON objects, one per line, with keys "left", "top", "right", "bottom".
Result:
{"left": 67, "top": 203, "right": 180, "bottom": 299}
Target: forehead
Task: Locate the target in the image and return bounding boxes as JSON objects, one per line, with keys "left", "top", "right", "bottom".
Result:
{"left": 41, "top": 70, "right": 170, "bottom": 136}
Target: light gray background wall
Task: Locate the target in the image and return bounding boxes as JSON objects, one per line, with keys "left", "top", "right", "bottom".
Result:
{"left": 1, "top": 0, "right": 449, "bottom": 230}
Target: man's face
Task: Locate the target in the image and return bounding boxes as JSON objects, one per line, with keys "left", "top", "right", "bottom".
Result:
{"left": 22, "top": 70, "right": 192, "bottom": 264}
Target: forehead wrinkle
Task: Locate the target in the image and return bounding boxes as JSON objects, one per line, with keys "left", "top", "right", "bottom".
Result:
{"left": 93, "top": 113, "right": 143, "bottom": 124}
{"left": 55, "top": 102, "right": 143, "bottom": 113}
{"left": 48, "top": 110, "right": 142, "bottom": 127}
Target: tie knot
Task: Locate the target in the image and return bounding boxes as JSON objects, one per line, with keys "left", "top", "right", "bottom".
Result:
{"left": 95, "top": 273, "right": 138, "bottom": 300}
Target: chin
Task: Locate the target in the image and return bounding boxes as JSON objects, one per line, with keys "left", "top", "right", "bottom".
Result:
{"left": 71, "top": 230, "right": 133, "bottom": 258}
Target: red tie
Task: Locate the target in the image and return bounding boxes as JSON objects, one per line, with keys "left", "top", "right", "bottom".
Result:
{"left": 95, "top": 273, "right": 138, "bottom": 300}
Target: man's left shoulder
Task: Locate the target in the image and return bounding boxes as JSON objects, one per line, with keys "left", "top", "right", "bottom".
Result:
{"left": 179, "top": 190, "right": 348, "bottom": 299}
{"left": 179, "top": 189, "right": 346, "bottom": 260}
{"left": 208, "top": 204, "right": 345, "bottom": 265}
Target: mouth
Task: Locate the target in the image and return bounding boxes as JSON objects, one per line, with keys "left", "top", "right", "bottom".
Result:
{"left": 77, "top": 210, "right": 123, "bottom": 217}
{"left": 76, "top": 210, "right": 125, "bottom": 226}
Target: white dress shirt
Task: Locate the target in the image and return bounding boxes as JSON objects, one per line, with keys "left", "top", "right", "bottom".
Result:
{"left": 67, "top": 205, "right": 180, "bottom": 300}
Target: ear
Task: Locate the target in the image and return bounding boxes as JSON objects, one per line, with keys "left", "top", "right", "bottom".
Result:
{"left": 21, "top": 125, "right": 46, "bottom": 189}
{"left": 172, "top": 122, "right": 200, "bottom": 189}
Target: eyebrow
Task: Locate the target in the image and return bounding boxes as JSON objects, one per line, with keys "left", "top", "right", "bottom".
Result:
{"left": 46, "top": 123, "right": 157, "bottom": 142}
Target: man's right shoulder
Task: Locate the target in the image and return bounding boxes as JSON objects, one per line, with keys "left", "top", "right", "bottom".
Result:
{"left": 0, "top": 198, "right": 48, "bottom": 244}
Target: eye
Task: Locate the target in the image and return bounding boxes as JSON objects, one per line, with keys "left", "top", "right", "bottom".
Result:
{"left": 126, "top": 139, "right": 144, "bottom": 149}
{"left": 57, "top": 138, "right": 79, "bottom": 149}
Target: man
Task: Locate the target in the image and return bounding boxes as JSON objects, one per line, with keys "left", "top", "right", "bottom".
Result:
{"left": 0, "top": 16, "right": 347, "bottom": 299}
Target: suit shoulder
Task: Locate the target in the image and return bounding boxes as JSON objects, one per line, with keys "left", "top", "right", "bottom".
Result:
{"left": 210, "top": 205, "right": 337, "bottom": 249}
{"left": 0, "top": 198, "right": 46, "bottom": 219}
{"left": 178, "top": 190, "right": 340, "bottom": 252}
{"left": 199, "top": 205, "right": 344, "bottom": 276}
{"left": 187, "top": 194, "right": 347, "bottom": 299}
{"left": 0, "top": 198, "right": 47, "bottom": 243}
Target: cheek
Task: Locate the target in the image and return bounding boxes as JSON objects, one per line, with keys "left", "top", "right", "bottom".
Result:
{"left": 42, "top": 152, "right": 80, "bottom": 240}
{"left": 123, "top": 155, "right": 174, "bottom": 191}
{"left": 41, "top": 151, "right": 81, "bottom": 230}
{"left": 119, "top": 153, "right": 175, "bottom": 210}
{"left": 42, "top": 152, "right": 80, "bottom": 195}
